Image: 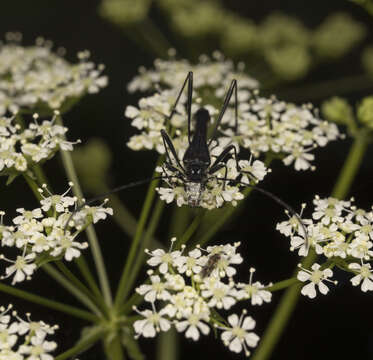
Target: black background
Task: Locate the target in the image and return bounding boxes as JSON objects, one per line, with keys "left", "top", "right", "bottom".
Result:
{"left": 1, "top": 1, "right": 373, "bottom": 359}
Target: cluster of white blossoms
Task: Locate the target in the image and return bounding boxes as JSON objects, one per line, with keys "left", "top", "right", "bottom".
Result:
{"left": 125, "top": 52, "right": 258, "bottom": 154}
{"left": 125, "top": 53, "right": 343, "bottom": 172}
{"left": 0, "top": 304, "right": 58, "bottom": 360}
{"left": 220, "top": 95, "right": 343, "bottom": 171}
{"left": 0, "top": 33, "right": 107, "bottom": 114}
{"left": 0, "top": 111, "right": 77, "bottom": 178}
{"left": 0, "top": 183, "right": 112, "bottom": 285}
{"left": 133, "top": 239, "right": 272, "bottom": 357}
{"left": 277, "top": 196, "right": 373, "bottom": 298}
{"left": 155, "top": 155, "right": 270, "bottom": 209}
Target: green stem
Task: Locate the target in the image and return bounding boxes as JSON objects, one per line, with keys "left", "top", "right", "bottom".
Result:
{"left": 0, "top": 282, "right": 98, "bottom": 322}
{"left": 114, "top": 160, "right": 162, "bottom": 310}
{"left": 175, "top": 210, "right": 205, "bottom": 249}
{"left": 57, "top": 117, "right": 112, "bottom": 306}
{"left": 75, "top": 256, "right": 103, "bottom": 299}
{"left": 103, "top": 335, "right": 125, "bottom": 360}
{"left": 32, "top": 163, "right": 50, "bottom": 187}
{"left": 42, "top": 263, "right": 103, "bottom": 317}
{"left": 266, "top": 278, "right": 299, "bottom": 292}
{"left": 103, "top": 187, "right": 162, "bottom": 249}
{"left": 197, "top": 187, "right": 253, "bottom": 247}
{"left": 332, "top": 129, "right": 370, "bottom": 199}
{"left": 135, "top": 18, "right": 171, "bottom": 58}
{"left": 156, "top": 328, "right": 179, "bottom": 360}
{"left": 122, "top": 199, "right": 165, "bottom": 302}
{"left": 120, "top": 292, "right": 142, "bottom": 315}
{"left": 55, "top": 326, "right": 106, "bottom": 360}
{"left": 275, "top": 74, "right": 373, "bottom": 102}
{"left": 23, "top": 174, "right": 43, "bottom": 201}
{"left": 252, "top": 131, "right": 370, "bottom": 360}
{"left": 55, "top": 261, "right": 108, "bottom": 315}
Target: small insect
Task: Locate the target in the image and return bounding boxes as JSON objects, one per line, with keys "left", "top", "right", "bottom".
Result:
{"left": 200, "top": 252, "right": 222, "bottom": 279}
{"left": 65, "top": 71, "right": 308, "bottom": 245}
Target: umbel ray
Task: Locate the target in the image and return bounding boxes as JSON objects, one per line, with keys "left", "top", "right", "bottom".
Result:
{"left": 66, "top": 71, "right": 308, "bottom": 244}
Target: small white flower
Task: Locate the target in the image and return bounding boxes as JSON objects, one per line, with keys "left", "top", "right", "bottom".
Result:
{"left": 133, "top": 305, "right": 171, "bottom": 338}
{"left": 136, "top": 275, "right": 171, "bottom": 302}
{"left": 175, "top": 302, "right": 210, "bottom": 341}
{"left": 1, "top": 250, "right": 36, "bottom": 285}
{"left": 50, "top": 234, "right": 88, "bottom": 261}
{"left": 220, "top": 311, "right": 259, "bottom": 356}
{"left": 236, "top": 268, "right": 272, "bottom": 305}
{"left": 146, "top": 238, "right": 182, "bottom": 274}
{"left": 175, "top": 248, "right": 203, "bottom": 276}
{"left": 18, "top": 335, "right": 57, "bottom": 360}
{"left": 349, "top": 263, "right": 373, "bottom": 292}
{"left": 297, "top": 263, "right": 336, "bottom": 299}
{"left": 201, "top": 280, "right": 237, "bottom": 310}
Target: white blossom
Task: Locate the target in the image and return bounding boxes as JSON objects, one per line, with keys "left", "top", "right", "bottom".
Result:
{"left": 297, "top": 263, "right": 336, "bottom": 299}
{"left": 220, "top": 311, "right": 259, "bottom": 356}
{"left": 349, "top": 262, "right": 373, "bottom": 292}
{"left": 133, "top": 305, "right": 171, "bottom": 338}
{"left": 0, "top": 34, "right": 107, "bottom": 114}
{"left": 0, "top": 184, "right": 112, "bottom": 284}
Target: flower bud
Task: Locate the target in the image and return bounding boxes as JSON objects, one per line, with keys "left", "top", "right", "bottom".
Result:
{"left": 313, "top": 13, "right": 366, "bottom": 59}
{"left": 357, "top": 96, "right": 373, "bottom": 128}
{"left": 321, "top": 97, "right": 353, "bottom": 125}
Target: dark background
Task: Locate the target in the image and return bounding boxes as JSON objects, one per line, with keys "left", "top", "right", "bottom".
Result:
{"left": 1, "top": 0, "right": 373, "bottom": 359}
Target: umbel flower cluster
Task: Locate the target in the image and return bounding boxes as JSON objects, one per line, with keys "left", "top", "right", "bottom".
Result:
{"left": 0, "top": 183, "right": 112, "bottom": 285}
{"left": 125, "top": 54, "right": 342, "bottom": 171}
{"left": 124, "top": 53, "right": 343, "bottom": 209}
{"left": 156, "top": 156, "right": 269, "bottom": 210}
{"left": 277, "top": 196, "right": 373, "bottom": 298}
{"left": 0, "top": 304, "right": 58, "bottom": 360}
{"left": 125, "top": 52, "right": 258, "bottom": 154}
{"left": 133, "top": 239, "right": 272, "bottom": 357}
{"left": 0, "top": 32, "right": 107, "bottom": 114}
{"left": 0, "top": 111, "right": 77, "bottom": 181}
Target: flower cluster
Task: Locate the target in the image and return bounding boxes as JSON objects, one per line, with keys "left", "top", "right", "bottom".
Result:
{"left": 0, "top": 33, "right": 107, "bottom": 114}
{"left": 126, "top": 52, "right": 258, "bottom": 154}
{"left": 277, "top": 196, "right": 373, "bottom": 297}
{"left": 0, "top": 112, "right": 78, "bottom": 180}
{"left": 0, "top": 183, "right": 112, "bottom": 285}
{"left": 227, "top": 95, "right": 343, "bottom": 171}
{"left": 125, "top": 54, "right": 343, "bottom": 173}
{"left": 133, "top": 239, "right": 272, "bottom": 357}
{"left": 0, "top": 304, "right": 58, "bottom": 360}
{"left": 156, "top": 155, "right": 270, "bottom": 209}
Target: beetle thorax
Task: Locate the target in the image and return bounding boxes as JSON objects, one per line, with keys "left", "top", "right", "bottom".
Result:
{"left": 184, "top": 161, "right": 208, "bottom": 182}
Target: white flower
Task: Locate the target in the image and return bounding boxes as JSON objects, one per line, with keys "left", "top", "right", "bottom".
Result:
{"left": 174, "top": 248, "right": 203, "bottom": 276}
{"left": 145, "top": 238, "right": 182, "bottom": 274}
{"left": 201, "top": 280, "right": 237, "bottom": 309}
{"left": 175, "top": 302, "right": 210, "bottom": 341}
{"left": 13, "top": 208, "right": 43, "bottom": 225}
{"left": 136, "top": 275, "right": 171, "bottom": 302}
{"left": 297, "top": 263, "right": 336, "bottom": 299}
{"left": 133, "top": 305, "right": 171, "bottom": 338}
{"left": 0, "top": 251, "right": 36, "bottom": 285}
{"left": 236, "top": 268, "right": 272, "bottom": 305}
{"left": 50, "top": 234, "right": 88, "bottom": 261}
{"left": 0, "top": 304, "right": 57, "bottom": 358}
{"left": 18, "top": 335, "right": 57, "bottom": 360}
{"left": 348, "top": 234, "right": 373, "bottom": 260}
{"left": 238, "top": 157, "right": 269, "bottom": 183}
{"left": 220, "top": 312, "right": 259, "bottom": 356}
{"left": 0, "top": 36, "right": 107, "bottom": 113}
{"left": 349, "top": 263, "right": 373, "bottom": 292}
